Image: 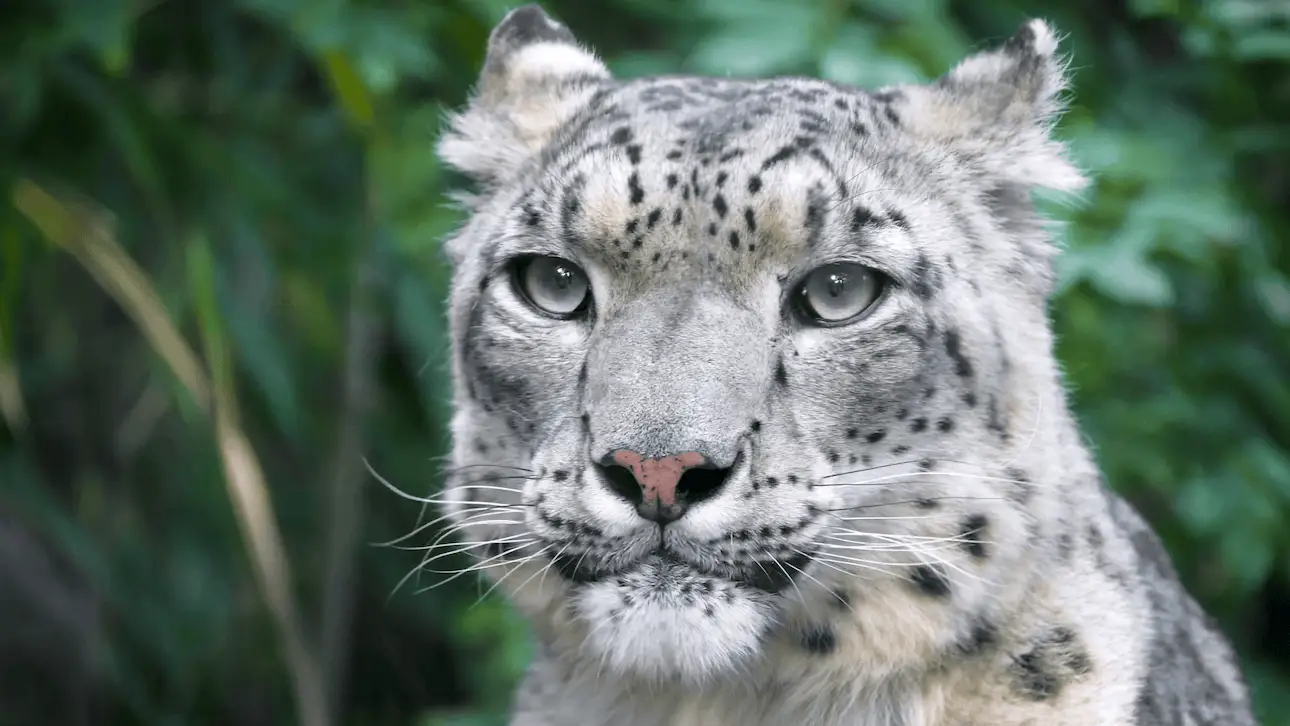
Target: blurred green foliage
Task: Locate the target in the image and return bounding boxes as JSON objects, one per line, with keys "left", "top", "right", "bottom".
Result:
{"left": 1, "top": 0, "right": 1288, "bottom": 725}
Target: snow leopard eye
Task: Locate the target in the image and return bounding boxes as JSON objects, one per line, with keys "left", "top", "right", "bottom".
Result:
{"left": 513, "top": 256, "right": 591, "bottom": 318}
{"left": 794, "top": 263, "right": 884, "bottom": 325}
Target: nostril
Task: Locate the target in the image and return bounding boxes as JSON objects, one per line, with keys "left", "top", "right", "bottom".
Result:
{"left": 597, "top": 463, "right": 643, "bottom": 506}
{"left": 676, "top": 466, "right": 730, "bottom": 506}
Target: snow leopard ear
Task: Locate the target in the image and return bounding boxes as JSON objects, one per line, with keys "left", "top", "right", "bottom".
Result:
{"left": 902, "top": 19, "right": 1086, "bottom": 194}
{"left": 437, "top": 5, "right": 611, "bottom": 193}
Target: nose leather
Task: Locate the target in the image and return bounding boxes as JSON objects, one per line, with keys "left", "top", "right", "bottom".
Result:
{"left": 610, "top": 450, "right": 707, "bottom": 507}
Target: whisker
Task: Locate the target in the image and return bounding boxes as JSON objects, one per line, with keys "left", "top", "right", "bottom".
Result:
{"left": 816, "top": 470, "right": 1032, "bottom": 489}
{"left": 796, "top": 548, "right": 897, "bottom": 580}
{"left": 819, "top": 495, "right": 1009, "bottom": 513}
{"left": 372, "top": 504, "right": 524, "bottom": 547}
{"left": 415, "top": 543, "right": 548, "bottom": 586}
{"left": 440, "top": 463, "right": 535, "bottom": 474}
{"left": 394, "top": 531, "right": 532, "bottom": 554}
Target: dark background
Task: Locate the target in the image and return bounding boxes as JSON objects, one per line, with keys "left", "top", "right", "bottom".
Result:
{"left": 1, "top": 0, "right": 1288, "bottom": 725}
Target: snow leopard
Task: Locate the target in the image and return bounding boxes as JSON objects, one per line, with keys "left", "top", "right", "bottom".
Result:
{"left": 430, "top": 5, "right": 1257, "bottom": 725}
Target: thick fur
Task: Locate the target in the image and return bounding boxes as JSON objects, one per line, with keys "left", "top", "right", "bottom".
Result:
{"left": 433, "top": 6, "right": 1255, "bottom": 725}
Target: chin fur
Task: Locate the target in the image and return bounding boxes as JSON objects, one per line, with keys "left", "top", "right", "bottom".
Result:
{"left": 568, "top": 560, "right": 780, "bottom": 683}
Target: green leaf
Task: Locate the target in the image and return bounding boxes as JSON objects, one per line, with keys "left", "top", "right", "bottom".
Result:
{"left": 686, "top": 17, "right": 816, "bottom": 76}
{"left": 322, "top": 51, "right": 377, "bottom": 135}
{"left": 818, "top": 25, "right": 926, "bottom": 87}
{"left": 1219, "top": 524, "right": 1275, "bottom": 593}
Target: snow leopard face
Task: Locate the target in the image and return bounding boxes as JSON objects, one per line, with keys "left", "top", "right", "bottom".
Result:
{"left": 435, "top": 4, "right": 1084, "bottom": 683}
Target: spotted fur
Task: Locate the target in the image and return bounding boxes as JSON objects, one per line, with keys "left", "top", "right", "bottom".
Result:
{"left": 432, "top": 5, "right": 1255, "bottom": 725}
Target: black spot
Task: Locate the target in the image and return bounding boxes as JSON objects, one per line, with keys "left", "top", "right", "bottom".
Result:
{"left": 626, "top": 144, "right": 642, "bottom": 164}
{"left": 713, "top": 194, "right": 728, "bottom": 218}
{"left": 666, "top": 149, "right": 683, "bottom": 160}
{"left": 1086, "top": 524, "right": 1103, "bottom": 549}
{"left": 845, "top": 428, "right": 858, "bottom": 439}
{"left": 716, "top": 171, "right": 728, "bottom": 187}
{"left": 887, "top": 209, "right": 910, "bottom": 230}
{"left": 829, "top": 589, "right": 851, "bottom": 610}
{"left": 665, "top": 173, "right": 678, "bottom": 189}
{"left": 865, "top": 430, "right": 886, "bottom": 444}
{"left": 672, "top": 208, "right": 683, "bottom": 226}
{"left": 891, "top": 444, "right": 910, "bottom": 455}
{"left": 760, "top": 145, "right": 798, "bottom": 170}
{"left": 552, "top": 470, "right": 569, "bottom": 482}
{"left": 1005, "top": 467, "right": 1034, "bottom": 504}
{"left": 961, "top": 514, "right": 989, "bottom": 558}
{"left": 728, "top": 231, "right": 740, "bottom": 249}
{"left": 774, "top": 359, "right": 788, "bottom": 386}
{"left": 1057, "top": 531, "right": 1074, "bottom": 562}
{"left": 910, "top": 565, "right": 951, "bottom": 597}
{"left": 962, "top": 391, "right": 978, "bottom": 408}
{"left": 800, "top": 626, "right": 837, "bottom": 655}
{"left": 522, "top": 206, "right": 542, "bottom": 227}
{"left": 827, "top": 451, "right": 839, "bottom": 463}
{"left": 651, "top": 252, "right": 662, "bottom": 263}
{"left": 851, "top": 207, "right": 875, "bottom": 230}
{"left": 610, "top": 126, "right": 633, "bottom": 145}
{"left": 957, "top": 617, "right": 998, "bottom": 657}
{"left": 750, "top": 420, "right": 761, "bottom": 432}
{"left": 747, "top": 175, "right": 763, "bottom": 194}
{"left": 1008, "top": 627, "right": 1094, "bottom": 701}
{"left": 911, "top": 253, "right": 937, "bottom": 299}
{"left": 1011, "top": 650, "right": 1060, "bottom": 700}
{"left": 936, "top": 417, "right": 954, "bottom": 432}
{"left": 910, "top": 417, "right": 928, "bottom": 433}
{"left": 943, "top": 329, "right": 973, "bottom": 378}
{"left": 627, "top": 172, "right": 645, "bottom": 204}
{"left": 804, "top": 195, "right": 825, "bottom": 247}
{"left": 986, "top": 394, "right": 1009, "bottom": 440}
{"left": 646, "top": 208, "right": 662, "bottom": 229}
{"left": 625, "top": 218, "right": 639, "bottom": 234}
{"left": 744, "top": 207, "right": 757, "bottom": 232}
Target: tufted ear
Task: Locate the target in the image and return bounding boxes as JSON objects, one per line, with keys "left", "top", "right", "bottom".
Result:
{"left": 902, "top": 19, "right": 1086, "bottom": 195}
{"left": 437, "top": 5, "right": 611, "bottom": 195}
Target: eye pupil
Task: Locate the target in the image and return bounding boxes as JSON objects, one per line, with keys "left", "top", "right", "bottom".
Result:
{"left": 826, "top": 272, "right": 847, "bottom": 298}
{"left": 554, "top": 265, "right": 575, "bottom": 290}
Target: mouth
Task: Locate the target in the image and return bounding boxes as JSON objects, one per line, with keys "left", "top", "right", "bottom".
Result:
{"left": 550, "top": 545, "right": 813, "bottom": 594}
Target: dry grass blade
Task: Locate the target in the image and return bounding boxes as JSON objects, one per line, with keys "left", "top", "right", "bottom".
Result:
{"left": 0, "top": 356, "right": 25, "bottom": 432}
{"left": 11, "top": 178, "right": 329, "bottom": 726}
{"left": 12, "top": 180, "right": 211, "bottom": 410}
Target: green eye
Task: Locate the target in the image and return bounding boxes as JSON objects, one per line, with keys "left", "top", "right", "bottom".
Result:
{"left": 515, "top": 256, "right": 591, "bottom": 317}
{"left": 795, "top": 263, "right": 883, "bottom": 324}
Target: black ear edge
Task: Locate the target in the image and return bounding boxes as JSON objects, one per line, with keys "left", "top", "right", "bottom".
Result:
{"left": 484, "top": 5, "right": 578, "bottom": 74}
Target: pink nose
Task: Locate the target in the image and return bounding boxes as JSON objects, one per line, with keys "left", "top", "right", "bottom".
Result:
{"left": 610, "top": 450, "right": 707, "bottom": 508}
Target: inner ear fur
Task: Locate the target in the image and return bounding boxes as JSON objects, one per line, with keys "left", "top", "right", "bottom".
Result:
{"left": 437, "top": 5, "right": 612, "bottom": 193}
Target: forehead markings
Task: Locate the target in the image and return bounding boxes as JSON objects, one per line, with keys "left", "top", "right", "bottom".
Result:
{"left": 505, "top": 84, "right": 924, "bottom": 279}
